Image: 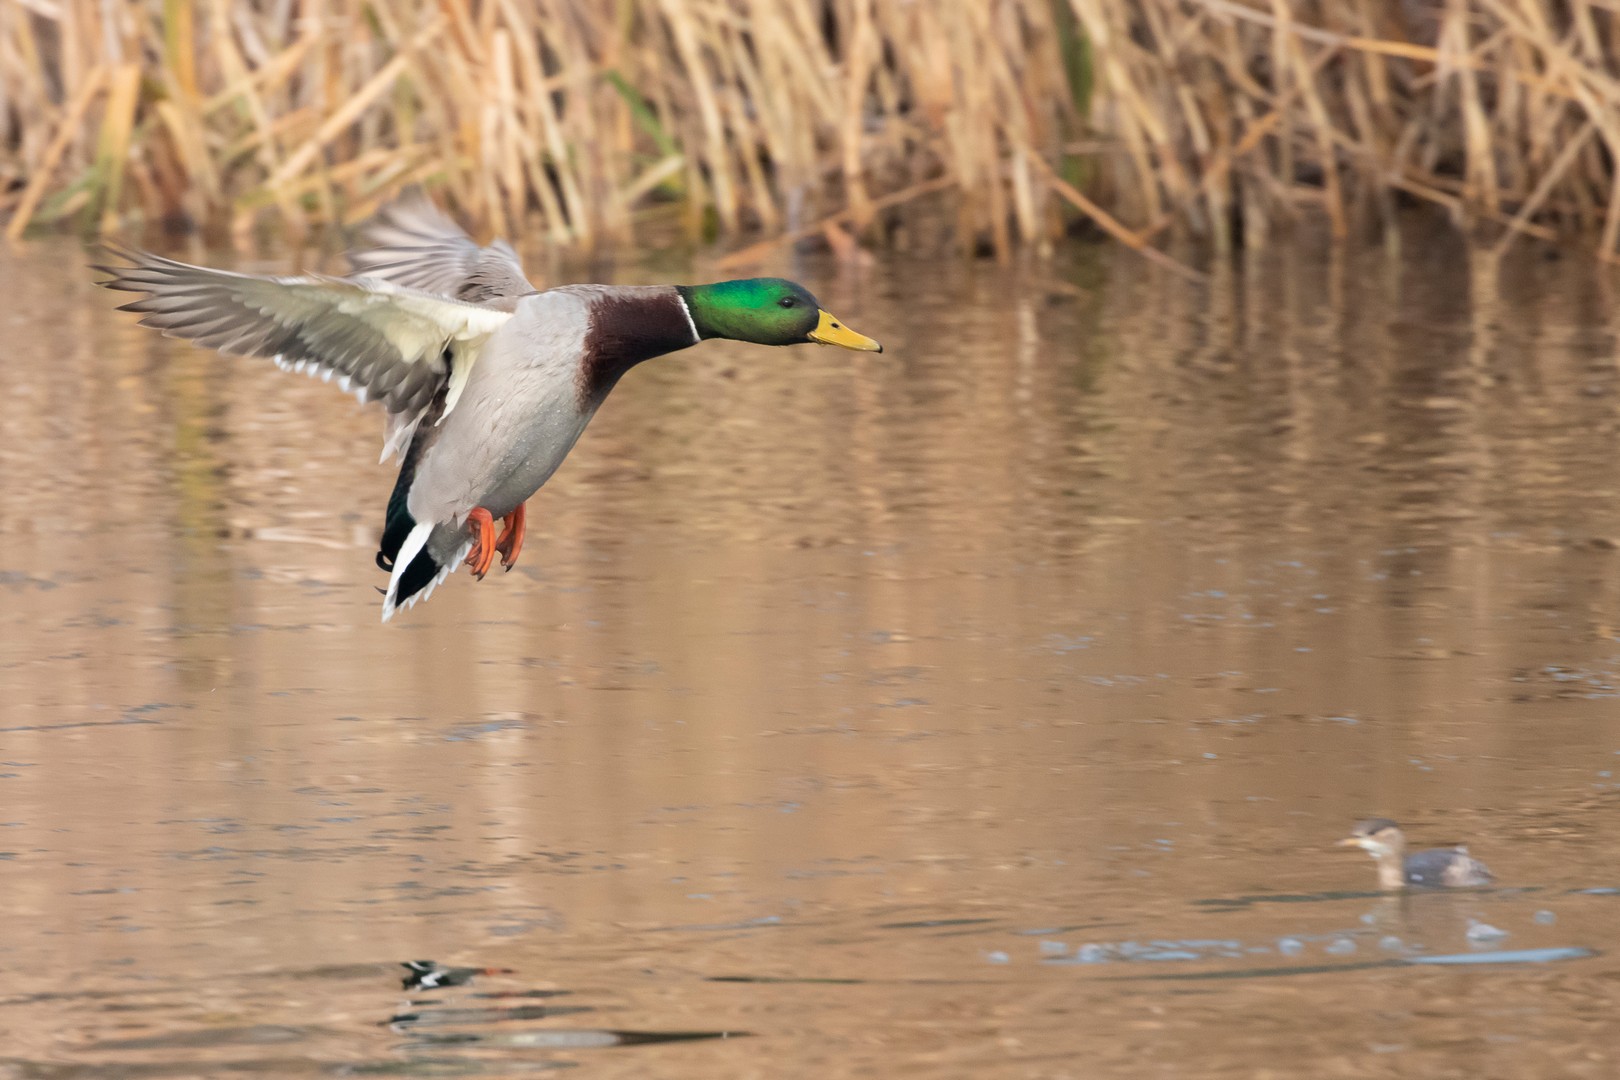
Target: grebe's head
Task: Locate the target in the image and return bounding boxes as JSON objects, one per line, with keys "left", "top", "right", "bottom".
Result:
{"left": 1337, "top": 818, "right": 1406, "bottom": 858}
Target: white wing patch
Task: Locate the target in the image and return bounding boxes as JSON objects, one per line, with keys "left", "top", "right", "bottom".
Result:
{"left": 440, "top": 341, "right": 477, "bottom": 421}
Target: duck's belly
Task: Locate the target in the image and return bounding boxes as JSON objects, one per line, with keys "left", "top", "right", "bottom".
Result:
{"left": 407, "top": 384, "right": 594, "bottom": 526}
{"left": 406, "top": 288, "right": 602, "bottom": 527}
{"left": 476, "top": 407, "right": 593, "bottom": 519}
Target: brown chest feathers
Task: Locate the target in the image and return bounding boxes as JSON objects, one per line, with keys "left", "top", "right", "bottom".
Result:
{"left": 576, "top": 290, "right": 698, "bottom": 406}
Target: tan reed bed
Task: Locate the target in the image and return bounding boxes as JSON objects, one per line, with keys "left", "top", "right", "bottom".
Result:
{"left": 1078, "top": 0, "right": 1620, "bottom": 262}
{"left": 4, "top": 1, "right": 1620, "bottom": 266}
{"left": 0, "top": 0, "right": 1088, "bottom": 258}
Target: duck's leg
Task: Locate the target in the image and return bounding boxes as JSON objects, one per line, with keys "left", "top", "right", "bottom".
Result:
{"left": 495, "top": 503, "right": 526, "bottom": 571}
{"left": 464, "top": 507, "right": 497, "bottom": 579}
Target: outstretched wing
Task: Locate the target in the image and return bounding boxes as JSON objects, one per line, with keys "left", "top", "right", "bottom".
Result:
{"left": 96, "top": 246, "right": 511, "bottom": 421}
{"left": 347, "top": 189, "right": 535, "bottom": 309}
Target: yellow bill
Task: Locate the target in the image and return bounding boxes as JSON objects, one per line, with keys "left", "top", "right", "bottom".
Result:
{"left": 808, "top": 309, "right": 883, "bottom": 352}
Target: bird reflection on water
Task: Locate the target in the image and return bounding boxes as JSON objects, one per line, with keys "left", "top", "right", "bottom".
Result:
{"left": 389, "top": 958, "right": 748, "bottom": 1060}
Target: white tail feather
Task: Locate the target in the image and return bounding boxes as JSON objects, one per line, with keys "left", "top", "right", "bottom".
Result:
{"left": 402, "top": 539, "right": 472, "bottom": 613}
{"left": 381, "top": 522, "right": 435, "bottom": 622}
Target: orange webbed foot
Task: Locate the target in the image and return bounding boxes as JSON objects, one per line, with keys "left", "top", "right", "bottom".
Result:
{"left": 495, "top": 503, "right": 526, "bottom": 572}
{"left": 464, "top": 507, "right": 497, "bottom": 579}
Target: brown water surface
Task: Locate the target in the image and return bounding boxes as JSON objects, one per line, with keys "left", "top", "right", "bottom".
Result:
{"left": 4, "top": 228, "right": 1620, "bottom": 1077}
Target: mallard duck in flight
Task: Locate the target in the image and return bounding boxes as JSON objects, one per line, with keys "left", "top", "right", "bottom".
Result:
{"left": 96, "top": 193, "right": 882, "bottom": 621}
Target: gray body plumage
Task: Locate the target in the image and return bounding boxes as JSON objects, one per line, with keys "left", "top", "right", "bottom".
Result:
{"left": 411, "top": 283, "right": 691, "bottom": 522}
{"left": 407, "top": 289, "right": 598, "bottom": 570}
{"left": 1401, "top": 846, "right": 1494, "bottom": 888}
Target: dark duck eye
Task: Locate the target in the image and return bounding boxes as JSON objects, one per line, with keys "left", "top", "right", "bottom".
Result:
{"left": 779, "top": 296, "right": 797, "bottom": 308}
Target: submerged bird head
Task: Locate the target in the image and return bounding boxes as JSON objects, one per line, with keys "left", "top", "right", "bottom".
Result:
{"left": 1337, "top": 818, "right": 1406, "bottom": 859}
{"left": 678, "top": 278, "right": 882, "bottom": 352}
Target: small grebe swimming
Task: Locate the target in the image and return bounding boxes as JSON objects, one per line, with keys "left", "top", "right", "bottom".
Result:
{"left": 1337, "top": 818, "right": 1494, "bottom": 890}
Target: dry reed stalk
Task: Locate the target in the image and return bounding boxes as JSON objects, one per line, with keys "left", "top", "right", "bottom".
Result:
{"left": 716, "top": 173, "right": 957, "bottom": 268}
{"left": 1027, "top": 151, "right": 1205, "bottom": 280}
{"left": 4, "top": 65, "right": 106, "bottom": 242}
